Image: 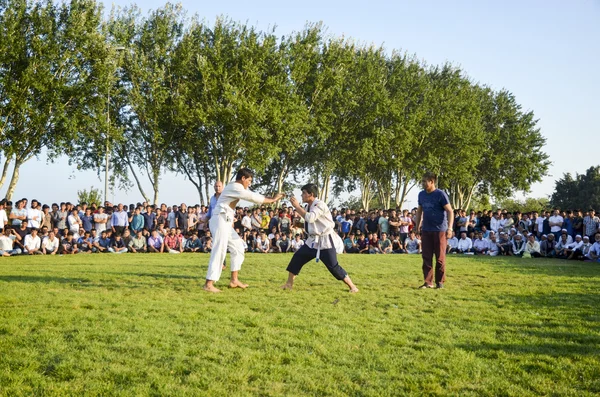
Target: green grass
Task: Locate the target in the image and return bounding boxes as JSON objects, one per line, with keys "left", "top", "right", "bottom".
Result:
{"left": 0, "top": 252, "right": 599, "bottom": 396}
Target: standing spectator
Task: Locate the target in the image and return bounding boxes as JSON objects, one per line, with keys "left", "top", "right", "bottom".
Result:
{"left": 583, "top": 210, "right": 599, "bottom": 238}
{"left": 111, "top": 204, "right": 129, "bottom": 235}
{"left": 548, "top": 209, "right": 564, "bottom": 240}
{"left": 573, "top": 210, "right": 584, "bottom": 238}
{"left": 67, "top": 209, "right": 82, "bottom": 237}
{"left": 142, "top": 206, "right": 157, "bottom": 231}
{"left": 414, "top": 172, "right": 453, "bottom": 289}
{"left": 93, "top": 207, "right": 109, "bottom": 233}
{"left": 26, "top": 199, "right": 42, "bottom": 230}
{"left": 378, "top": 211, "right": 389, "bottom": 237}
{"left": 53, "top": 203, "right": 69, "bottom": 232}
{"left": 130, "top": 208, "right": 145, "bottom": 233}
{"left": 399, "top": 210, "right": 412, "bottom": 243}
{"left": 366, "top": 212, "right": 378, "bottom": 235}
{"left": 9, "top": 200, "right": 27, "bottom": 228}
{"left": 0, "top": 199, "right": 8, "bottom": 232}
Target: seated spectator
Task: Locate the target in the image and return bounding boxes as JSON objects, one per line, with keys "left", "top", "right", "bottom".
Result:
{"left": 203, "top": 237, "right": 213, "bottom": 253}
{"left": 344, "top": 232, "right": 359, "bottom": 253}
{"left": 276, "top": 233, "right": 292, "bottom": 253}
{"left": 109, "top": 233, "right": 128, "bottom": 254}
{"left": 446, "top": 231, "right": 459, "bottom": 253}
{"left": 497, "top": 232, "right": 512, "bottom": 256}
{"left": 60, "top": 232, "right": 78, "bottom": 254}
{"left": 587, "top": 234, "right": 600, "bottom": 261}
{"left": 23, "top": 228, "right": 42, "bottom": 255}
{"left": 404, "top": 231, "right": 421, "bottom": 254}
{"left": 565, "top": 235, "right": 584, "bottom": 260}
{"left": 487, "top": 234, "right": 500, "bottom": 256}
{"left": 540, "top": 234, "right": 556, "bottom": 257}
{"left": 456, "top": 231, "right": 474, "bottom": 254}
{"left": 147, "top": 230, "right": 164, "bottom": 253}
{"left": 579, "top": 236, "right": 593, "bottom": 260}
{"left": 357, "top": 232, "right": 370, "bottom": 254}
{"left": 255, "top": 232, "right": 270, "bottom": 253}
{"left": 164, "top": 228, "right": 182, "bottom": 254}
{"left": 129, "top": 230, "right": 148, "bottom": 253}
{"left": 184, "top": 233, "right": 202, "bottom": 253}
{"left": 472, "top": 232, "right": 489, "bottom": 255}
{"left": 524, "top": 234, "right": 542, "bottom": 257}
{"left": 511, "top": 234, "right": 526, "bottom": 257}
{"left": 555, "top": 233, "right": 570, "bottom": 258}
{"left": 378, "top": 232, "right": 393, "bottom": 254}
{"left": 77, "top": 231, "right": 95, "bottom": 253}
{"left": 0, "top": 227, "right": 22, "bottom": 256}
{"left": 368, "top": 233, "right": 381, "bottom": 254}
{"left": 122, "top": 229, "right": 133, "bottom": 248}
{"left": 391, "top": 234, "right": 405, "bottom": 254}
{"left": 291, "top": 233, "right": 304, "bottom": 252}
{"left": 94, "top": 230, "right": 111, "bottom": 253}
{"left": 270, "top": 232, "right": 281, "bottom": 252}
{"left": 42, "top": 230, "right": 60, "bottom": 255}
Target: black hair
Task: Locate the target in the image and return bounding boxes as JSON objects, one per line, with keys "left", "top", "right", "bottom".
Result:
{"left": 300, "top": 183, "right": 319, "bottom": 198}
{"left": 235, "top": 168, "right": 254, "bottom": 181}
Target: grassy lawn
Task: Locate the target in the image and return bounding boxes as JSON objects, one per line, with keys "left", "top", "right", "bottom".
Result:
{"left": 0, "top": 252, "right": 599, "bottom": 396}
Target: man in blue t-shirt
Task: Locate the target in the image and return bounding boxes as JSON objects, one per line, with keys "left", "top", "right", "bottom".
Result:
{"left": 414, "top": 172, "right": 454, "bottom": 289}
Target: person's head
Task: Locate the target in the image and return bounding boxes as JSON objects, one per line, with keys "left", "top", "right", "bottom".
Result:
{"left": 295, "top": 233, "right": 301, "bottom": 240}
{"left": 123, "top": 229, "right": 130, "bottom": 237}
{"left": 595, "top": 234, "right": 600, "bottom": 243}
{"left": 136, "top": 229, "right": 143, "bottom": 237}
{"left": 300, "top": 183, "right": 319, "bottom": 204}
{"left": 235, "top": 168, "right": 254, "bottom": 189}
{"left": 114, "top": 233, "right": 121, "bottom": 240}
{"left": 583, "top": 236, "right": 590, "bottom": 244}
{"left": 528, "top": 234, "right": 535, "bottom": 242}
{"left": 547, "top": 233, "right": 554, "bottom": 241}
{"left": 575, "top": 235, "right": 582, "bottom": 242}
{"left": 214, "top": 181, "right": 224, "bottom": 195}
{"left": 66, "top": 232, "right": 74, "bottom": 240}
{"left": 410, "top": 231, "right": 416, "bottom": 238}
{"left": 30, "top": 228, "right": 38, "bottom": 236}
{"left": 205, "top": 231, "right": 211, "bottom": 238}
{"left": 460, "top": 231, "right": 467, "bottom": 240}
{"left": 101, "top": 230, "right": 107, "bottom": 238}
{"left": 381, "top": 232, "right": 387, "bottom": 240}
{"left": 490, "top": 234, "right": 496, "bottom": 242}
{"left": 421, "top": 172, "right": 437, "bottom": 192}
{"left": 118, "top": 203, "right": 124, "bottom": 211}
{"left": 170, "top": 228, "right": 176, "bottom": 236}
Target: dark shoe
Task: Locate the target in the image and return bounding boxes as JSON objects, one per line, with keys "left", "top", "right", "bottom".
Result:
{"left": 436, "top": 283, "right": 444, "bottom": 289}
{"left": 418, "top": 283, "right": 434, "bottom": 289}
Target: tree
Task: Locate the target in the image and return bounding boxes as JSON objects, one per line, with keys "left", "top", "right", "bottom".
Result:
{"left": 77, "top": 186, "right": 103, "bottom": 206}
{"left": 0, "top": 0, "right": 109, "bottom": 199}
{"left": 551, "top": 166, "right": 600, "bottom": 210}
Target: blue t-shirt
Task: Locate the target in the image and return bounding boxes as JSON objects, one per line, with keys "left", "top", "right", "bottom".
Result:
{"left": 418, "top": 189, "right": 450, "bottom": 232}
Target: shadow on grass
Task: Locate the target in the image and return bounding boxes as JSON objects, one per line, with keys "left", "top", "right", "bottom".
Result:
{"left": 458, "top": 340, "right": 600, "bottom": 359}
{"left": 0, "top": 275, "right": 183, "bottom": 290}
{"left": 468, "top": 255, "right": 600, "bottom": 278}
{"left": 0, "top": 275, "right": 92, "bottom": 284}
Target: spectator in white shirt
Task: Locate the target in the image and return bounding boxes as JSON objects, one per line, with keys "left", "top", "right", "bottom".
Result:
{"left": 587, "top": 234, "right": 600, "bottom": 261}
{"left": 291, "top": 234, "right": 304, "bottom": 252}
{"left": 0, "top": 227, "right": 21, "bottom": 256}
{"left": 524, "top": 234, "right": 541, "bottom": 257}
{"left": 548, "top": 209, "right": 564, "bottom": 240}
{"left": 0, "top": 199, "right": 8, "bottom": 231}
{"left": 472, "top": 232, "right": 489, "bottom": 255}
{"left": 446, "top": 230, "right": 459, "bottom": 253}
{"left": 580, "top": 236, "right": 593, "bottom": 260}
{"left": 42, "top": 231, "right": 60, "bottom": 255}
{"left": 487, "top": 234, "right": 500, "bottom": 256}
{"left": 67, "top": 209, "right": 82, "bottom": 237}
{"left": 26, "top": 200, "right": 42, "bottom": 229}
{"left": 456, "top": 232, "right": 474, "bottom": 254}
{"left": 565, "top": 235, "right": 584, "bottom": 260}
{"left": 23, "top": 228, "right": 42, "bottom": 255}
{"left": 490, "top": 213, "right": 500, "bottom": 233}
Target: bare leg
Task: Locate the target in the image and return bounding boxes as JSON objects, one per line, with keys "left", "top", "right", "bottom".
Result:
{"left": 281, "top": 272, "right": 296, "bottom": 290}
{"left": 229, "top": 270, "right": 248, "bottom": 289}
{"left": 203, "top": 280, "right": 221, "bottom": 293}
{"left": 343, "top": 276, "right": 359, "bottom": 293}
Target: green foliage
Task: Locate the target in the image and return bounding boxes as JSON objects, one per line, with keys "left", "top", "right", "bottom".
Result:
{"left": 494, "top": 196, "right": 550, "bottom": 213}
{"left": 0, "top": 254, "right": 599, "bottom": 395}
{"left": 551, "top": 166, "right": 600, "bottom": 210}
{"left": 76, "top": 186, "right": 103, "bottom": 206}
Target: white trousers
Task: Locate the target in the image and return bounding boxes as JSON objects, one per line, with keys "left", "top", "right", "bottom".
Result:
{"left": 206, "top": 213, "right": 245, "bottom": 282}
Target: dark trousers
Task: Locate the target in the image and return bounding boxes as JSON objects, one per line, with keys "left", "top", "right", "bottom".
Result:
{"left": 421, "top": 231, "right": 447, "bottom": 285}
{"left": 113, "top": 226, "right": 126, "bottom": 235}
{"left": 286, "top": 244, "right": 347, "bottom": 280}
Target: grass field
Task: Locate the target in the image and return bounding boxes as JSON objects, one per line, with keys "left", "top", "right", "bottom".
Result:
{"left": 0, "top": 252, "right": 599, "bottom": 396}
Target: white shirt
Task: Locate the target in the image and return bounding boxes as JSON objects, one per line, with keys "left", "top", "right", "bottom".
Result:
{"left": 216, "top": 182, "right": 265, "bottom": 218}
{"left": 535, "top": 216, "right": 545, "bottom": 232}
{"left": 490, "top": 218, "right": 500, "bottom": 232}
{"left": 24, "top": 234, "right": 41, "bottom": 251}
{"left": 0, "top": 209, "right": 7, "bottom": 228}
{"left": 68, "top": 214, "right": 81, "bottom": 234}
{"left": 588, "top": 242, "right": 600, "bottom": 259}
{"left": 303, "top": 199, "right": 338, "bottom": 250}
{"left": 0, "top": 235, "right": 16, "bottom": 251}
{"left": 94, "top": 213, "right": 108, "bottom": 233}
{"left": 241, "top": 215, "right": 252, "bottom": 230}
{"left": 42, "top": 236, "right": 60, "bottom": 252}
{"left": 488, "top": 240, "right": 500, "bottom": 254}
{"left": 291, "top": 239, "right": 304, "bottom": 251}
{"left": 566, "top": 240, "right": 584, "bottom": 250}
{"left": 548, "top": 215, "right": 564, "bottom": 233}
{"left": 473, "top": 238, "right": 489, "bottom": 251}
{"left": 27, "top": 208, "right": 42, "bottom": 229}
{"left": 525, "top": 240, "right": 540, "bottom": 254}
{"left": 457, "top": 237, "right": 473, "bottom": 251}
{"left": 447, "top": 237, "right": 459, "bottom": 249}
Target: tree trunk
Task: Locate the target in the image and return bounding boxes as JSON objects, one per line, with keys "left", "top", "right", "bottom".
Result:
{"left": 4, "top": 158, "right": 23, "bottom": 201}
{"left": 203, "top": 163, "right": 210, "bottom": 204}
{"left": 151, "top": 168, "right": 160, "bottom": 205}
{"left": 0, "top": 156, "right": 12, "bottom": 191}
{"left": 126, "top": 160, "right": 150, "bottom": 203}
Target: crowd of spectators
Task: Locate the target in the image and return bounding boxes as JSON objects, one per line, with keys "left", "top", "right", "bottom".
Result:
{"left": 1, "top": 197, "right": 600, "bottom": 261}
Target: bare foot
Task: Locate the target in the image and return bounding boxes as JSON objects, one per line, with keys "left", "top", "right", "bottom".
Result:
{"left": 203, "top": 284, "right": 221, "bottom": 293}
{"left": 229, "top": 280, "right": 248, "bottom": 289}
{"left": 280, "top": 283, "right": 293, "bottom": 290}
{"left": 349, "top": 287, "right": 359, "bottom": 293}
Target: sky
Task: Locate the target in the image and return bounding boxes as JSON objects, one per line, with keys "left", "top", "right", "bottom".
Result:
{"left": 2, "top": 0, "right": 599, "bottom": 208}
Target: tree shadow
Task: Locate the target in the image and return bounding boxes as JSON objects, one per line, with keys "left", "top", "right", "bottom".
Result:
{"left": 469, "top": 256, "right": 600, "bottom": 278}
{"left": 0, "top": 275, "right": 92, "bottom": 284}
